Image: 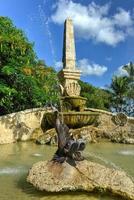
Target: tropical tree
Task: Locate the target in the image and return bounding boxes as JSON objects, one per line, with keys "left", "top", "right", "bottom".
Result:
{"left": 109, "top": 76, "right": 129, "bottom": 113}
{"left": 0, "top": 16, "right": 37, "bottom": 67}
{"left": 123, "top": 62, "right": 134, "bottom": 81}
{"left": 0, "top": 64, "right": 60, "bottom": 115}
{"left": 123, "top": 62, "right": 134, "bottom": 98}
{"left": 79, "top": 80, "right": 111, "bottom": 111}
{"left": 0, "top": 17, "right": 60, "bottom": 115}
{"left": 122, "top": 62, "right": 134, "bottom": 116}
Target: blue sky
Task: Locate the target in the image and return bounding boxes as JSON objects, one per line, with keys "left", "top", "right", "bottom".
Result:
{"left": 0, "top": 0, "right": 134, "bottom": 87}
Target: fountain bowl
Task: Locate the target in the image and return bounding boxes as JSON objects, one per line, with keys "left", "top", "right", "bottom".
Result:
{"left": 61, "top": 96, "right": 87, "bottom": 111}
{"left": 43, "top": 111, "right": 99, "bottom": 129}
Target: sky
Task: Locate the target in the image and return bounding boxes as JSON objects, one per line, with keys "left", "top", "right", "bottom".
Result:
{"left": 0, "top": 0, "right": 134, "bottom": 88}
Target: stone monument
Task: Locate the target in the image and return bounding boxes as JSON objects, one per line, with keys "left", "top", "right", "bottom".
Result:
{"left": 61, "top": 18, "right": 81, "bottom": 96}
{"left": 60, "top": 18, "right": 87, "bottom": 111}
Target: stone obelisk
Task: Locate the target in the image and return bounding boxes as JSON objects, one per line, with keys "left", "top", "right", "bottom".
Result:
{"left": 62, "top": 18, "right": 76, "bottom": 70}
{"left": 61, "top": 18, "right": 81, "bottom": 97}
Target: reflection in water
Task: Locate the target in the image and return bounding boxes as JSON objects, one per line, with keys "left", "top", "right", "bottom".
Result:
{"left": 118, "top": 150, "right": 134, "bottom": 156}
{"left": 0, "top": 142, "right": 133, "bottom": 200}
{"left": 32, "top": 153, "right": 43, "bottom": 157}
{"left": 0, "top": 166, "right": 26, "bottom": 175}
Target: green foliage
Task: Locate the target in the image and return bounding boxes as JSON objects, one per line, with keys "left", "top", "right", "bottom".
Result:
{"left": 123, "top": 62, "right": 134, "bottom": 81}
{"left": 0, "top": 17, "right": 60, "bottom": 115}
{"left": 79, "top": 80, "right": 111, "bottom": 111}
{"left": 110, "top": 76, "right": 128, "bottom": 96}
{"left": 109, "top": 62, "right": 134, "bottom": 116}
{"left": 0, "top": 16, "right": 36, "bottom": 67}
{"left": 1, "top": 65, "right": 17, "bottom": 75}
{"left": 123, "top": 62, "right": 134, "bottom": 116}
{"left": 0, "top": 80, "right": 17, "bottom": 114}
{"left": 123, "top": 62, "right": 134, "bottom": 99}
{"left": 110, "top": 76, "right": 128, "bottom": 112}
{"left": 0, "top": 64, "right": 60, "bottom": 115}
{"left": 0, "top": 63, "right": 60, "bottom": 115}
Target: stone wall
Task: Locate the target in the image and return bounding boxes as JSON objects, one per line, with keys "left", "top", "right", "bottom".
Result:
{"left": 0, "top": 108, "right": 49, "bottom": 144}
{"left": 85, "top": 108, "right": 134, "bottom": 143}
{"left": 86, "top": 108, "right": 134, "bottom": 134}
{"left": 0, "top": 107, "right": 134, "bottom": 144}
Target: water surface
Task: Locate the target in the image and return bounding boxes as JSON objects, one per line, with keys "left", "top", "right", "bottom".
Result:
{"left": 0, "top": 142, "right": 133, "bottom": 200}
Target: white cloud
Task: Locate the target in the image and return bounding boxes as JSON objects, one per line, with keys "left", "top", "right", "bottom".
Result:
{"left": 114, "top": 8, "right": 133, "bottom": 27}
{"left": 51, "top": 0, "right": 134, "bottom": 46}
{"left": 77, "top": 59, "right": 107, "bottom": 76}
{"left": 54, "top": 61, "right": 63, "bottom": 71}
{"left": 116, "top": 65, "right": 128, "bottom": 76}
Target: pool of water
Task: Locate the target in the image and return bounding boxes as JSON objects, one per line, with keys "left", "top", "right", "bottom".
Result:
{"left": 0, "top": 141, "right": 133, "bottom": 200}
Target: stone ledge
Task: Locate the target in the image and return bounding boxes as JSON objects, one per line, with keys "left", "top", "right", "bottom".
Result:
{"left": 0, "top": 107, "right": 50, "bottom": 119}
{"left": 85, "top": 108, "right": 114, "bottom": 116}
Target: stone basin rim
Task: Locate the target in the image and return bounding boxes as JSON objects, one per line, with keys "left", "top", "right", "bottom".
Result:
{"left": 61, "top": 96, "right": 87, "bottom": 100}
{"left": 46, "top": 111, "right": 99, "bottom": 115}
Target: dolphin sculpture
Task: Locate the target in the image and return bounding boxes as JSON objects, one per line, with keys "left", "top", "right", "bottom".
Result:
{"left": 52, "top": 108, "right": 85, "bottom": 163}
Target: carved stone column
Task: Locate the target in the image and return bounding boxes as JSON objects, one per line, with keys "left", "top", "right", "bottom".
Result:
{"left": 61, "top": 18, "right": 81, "bottom": 97}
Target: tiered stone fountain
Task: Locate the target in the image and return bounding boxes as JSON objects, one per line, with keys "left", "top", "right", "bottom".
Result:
{"left": 44, "top": 18, "right": 99, "bottom": 129}
{"left": 27, "top": 19, "right": 134, "bottom": 200}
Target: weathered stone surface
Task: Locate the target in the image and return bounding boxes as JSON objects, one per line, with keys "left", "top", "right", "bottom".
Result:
{"left": 44, "top": 111, "right": 99, "bottom": 129}
{"left": 0, "top": 108, "right": 48, "bottom": 144}
{"left": 64, "top": 81, "right": 81, "bottom": 96}
{"left": 111, "top": 132, "right": 134, "bottom": 144}
{"left": 27, "top": 160, "right": 134, "bottom": 200}
{"left": 124, "top": 138, "right": 134, "bottom": 144}
{"left": 36, "top": 128, "right": 57, "bottom": 145}
{"left": 35, "top": 121, "right": 134, "bottom": 146}
{"left": 85, "top": 108, "right": 134, "bottom": 144}
{"left": 35, "top": 125, "right": 102, "bottom": 145}
{"left": 61, "top": 18, "right": 81, "bottom": 96}
{"left": 31, "top": 127, "right": 44, "bottom": 140}
{"left": 62, "top": 18, "right": 76, "bottom": 70}
{"left": 61, "top": 96, "right": 87, "bottom": 112}
{"left": 70, "top": 126, "right": 102, "bottom": 143}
